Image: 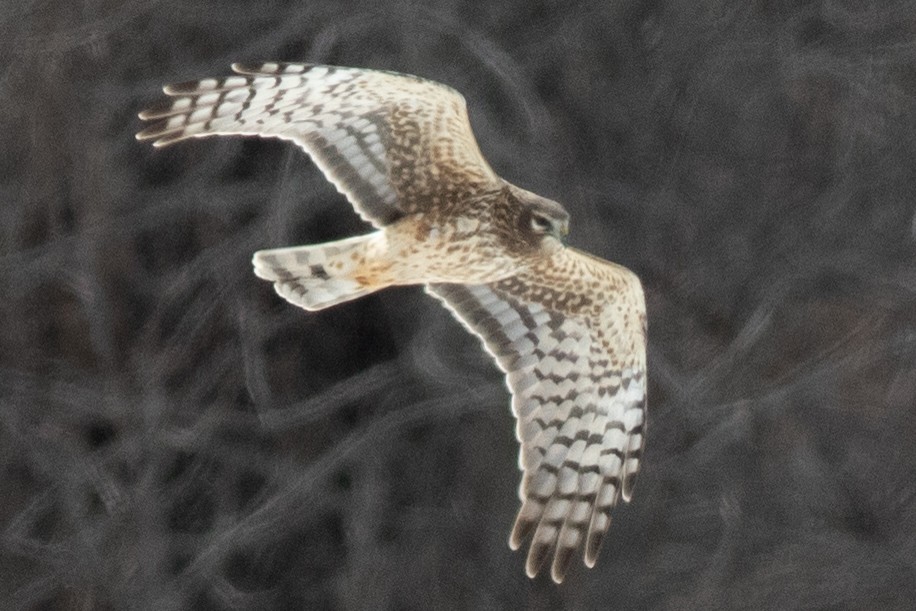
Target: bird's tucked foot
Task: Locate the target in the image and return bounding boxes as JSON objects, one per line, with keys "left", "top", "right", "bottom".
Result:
{"left": 252, "top": 234, "right": 383, "bottom": 311}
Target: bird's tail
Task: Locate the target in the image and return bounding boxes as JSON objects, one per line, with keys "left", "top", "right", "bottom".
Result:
{"left": 252, "top": 233, "right": 384, "bottom": 311}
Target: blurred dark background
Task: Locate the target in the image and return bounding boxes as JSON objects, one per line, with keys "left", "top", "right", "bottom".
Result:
{"left": 3, "top": 0, "right": 916, "bottom": 608}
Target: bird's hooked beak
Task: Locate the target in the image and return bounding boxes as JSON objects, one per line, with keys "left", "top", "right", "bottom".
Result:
{"left": 555, "top": 221, "right": 569, "bottom": 246}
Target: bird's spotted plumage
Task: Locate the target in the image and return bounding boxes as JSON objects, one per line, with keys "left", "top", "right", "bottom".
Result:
{"left": 137, "top": 62, "right": 647, "bottom": 584}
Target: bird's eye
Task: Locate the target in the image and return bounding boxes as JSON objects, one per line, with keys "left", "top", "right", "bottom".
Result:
{"left": 530, "top": 214, "right": 552, "bottom": 233}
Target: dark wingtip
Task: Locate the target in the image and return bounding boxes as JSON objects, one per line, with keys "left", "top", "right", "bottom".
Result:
{"left": 162, "top": 79, "right": 212, "bottom": 95}
{"left": 621, "top": 471, "right": 638, "bottom": 502}
{"left": 231, "top": 62, "right": 314, "bottom": 76}
{"left": 509, "top": 517, "right": 535, "bottom": 551}
{"left": 137, "top": 98, "right": 180, "bottom": 121}
{"left": 134, "top": 125, "right": 187, "bottom": 147}
{"left": 134, "top": 123, "right": 162, "bottom": 141}
{"left": 550, "top": 544, "right": 576, "bottom": 584}
{"left": 230, "top": 62, "right": 262, "bottom": 75}
{"left": 584, "top": 532, "right": 603, "bottom": 568}
{"left": 584, "top": 515, "right": 611, "bottom": 568}
{"left": 525, "top": 540, "right": 551, "bottom": 579}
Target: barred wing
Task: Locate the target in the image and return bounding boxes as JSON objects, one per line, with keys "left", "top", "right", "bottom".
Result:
{"left": 136, "top": 63, "right": 501, "bottom": 227}
{"left": 427, "top": 249, "right": 647, "bottom": 584}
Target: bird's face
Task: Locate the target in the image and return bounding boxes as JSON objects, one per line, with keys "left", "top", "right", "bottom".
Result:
{"left": 519, "top": 193, "right": 570, "bottom": 250}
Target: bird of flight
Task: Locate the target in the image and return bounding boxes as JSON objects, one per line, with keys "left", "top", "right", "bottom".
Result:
{"left": 137, "top": 62, "right": 647, "bottom": 584}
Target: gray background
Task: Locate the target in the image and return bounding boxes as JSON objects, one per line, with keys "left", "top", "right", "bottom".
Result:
{"left": 3, "top": 0, "right": 916, "bottom": 608}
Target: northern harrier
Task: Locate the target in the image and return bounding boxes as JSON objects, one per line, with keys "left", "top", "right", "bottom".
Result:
{"left": 137, "top": 63, "right": 647, "bottom": 584}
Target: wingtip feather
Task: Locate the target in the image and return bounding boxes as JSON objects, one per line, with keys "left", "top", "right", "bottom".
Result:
{"left": 509, "top": 516, "right": 535, "bottom": 551}
{"left": 583, "top": 537, "right": 601, "bottom": 568}
{"left": 231, "top": 61, "right": 314, "bottom": 76}
{"left": 134, "top": 124, "right": 162, "bottom": 141}
{"left": 134, "top": 124, "right": 190, "bottom": 147}
{"left": 621, "top": 477, "right": 637, "bottom": 503}
{"left": 163, "top": 80, "right": 203, "bottom": 95}
{"left": 525, "top": 541, "right": 551, "bottom": 579}
{"left": 550, "top": 545, "right": 575, "bottom": 584}
{"left": 230, "top": 62, "right": 258, "bottom": 74}
{"left": 584, "top": 513, "right": 611, "bottom": 568}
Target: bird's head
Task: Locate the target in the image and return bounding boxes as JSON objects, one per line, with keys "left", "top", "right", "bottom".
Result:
{"left": 513, "top": 187, "right": 570, "bottom": 249}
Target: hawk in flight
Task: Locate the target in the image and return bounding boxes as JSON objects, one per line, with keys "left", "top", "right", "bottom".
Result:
{"left": 137, "top": 63, "right": 647, "bottom": 584}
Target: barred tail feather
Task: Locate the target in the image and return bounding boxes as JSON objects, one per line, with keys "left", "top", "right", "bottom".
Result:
{"left": 252, "top": 234, "right": 380, "bottom": 311}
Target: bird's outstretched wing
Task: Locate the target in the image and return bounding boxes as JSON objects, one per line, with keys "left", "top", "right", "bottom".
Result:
{"left": 136, "top": 63, "right": 501, "bottom": 227}
{"left": 428, "top": 248, "right": 647, "bottom": 584}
